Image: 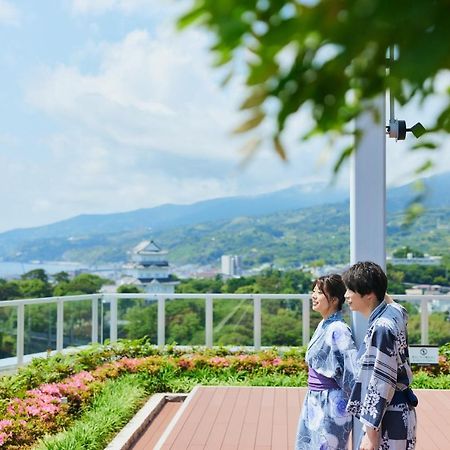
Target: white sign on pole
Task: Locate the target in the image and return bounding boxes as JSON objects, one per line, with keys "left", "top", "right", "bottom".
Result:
{"left": 409, "top": 345, "right": 439, "bottom": 365}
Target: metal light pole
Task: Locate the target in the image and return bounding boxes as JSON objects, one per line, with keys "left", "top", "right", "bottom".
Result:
{"left": 350, "top": 95, "right": 387, "bottom": 342}
{"left": 350, "top": 94, "right": 386, "bottom": 449}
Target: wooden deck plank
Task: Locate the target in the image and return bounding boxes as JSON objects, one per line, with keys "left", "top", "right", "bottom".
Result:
{"left": 287, "top": 388, "right": 304, "bottom": 446}
{"left": 158, "top": 386, "right": 208, "bottom": 449}
{"left": 204, "top": 387, "right": 240, "bottom": 449}
{"left": 129, "top": 401, "right": 181, "bottom": 450}
{"left": 237, "top": 387, "right": 264, "bottom": 449}
{"left": 189, "top": 387, "right": 228, "bottom": 447}
{"left": 166, "top": 387, "right": 216, "bottom": 450}
{"left": 271, "top": 388, "right": 288, "bottom": 450}
{"left": 255, "top": 387, "right": 275, "bottom": 447}
{"left": 145, "top": 387, "right": 450, "bottom": 450}
{"left": 415, "top": 390, "right": 450, "bottom": 450}
{"left": 221, "top": 386, "right": 252, "bottom": 449}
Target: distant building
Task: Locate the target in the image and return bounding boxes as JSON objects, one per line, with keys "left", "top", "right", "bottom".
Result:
{"left": 405, "top": 284, "right": 446, "bottom": 296}
{"left": 121, "top": 240, "right": 178, "bottom": 294}
{"left": 387, "top": 253, "right": 442, "bottom": 266}
{"left": 221, "top": 255, "right": 242, "bottom": 277}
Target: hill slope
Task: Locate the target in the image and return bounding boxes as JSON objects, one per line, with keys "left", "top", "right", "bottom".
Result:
{"left": 0, "top": 173, "right": 448, "bottom": 267}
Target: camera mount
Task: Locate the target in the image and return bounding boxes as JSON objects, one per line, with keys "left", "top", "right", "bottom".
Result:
{"left": 386, "top": 46, "right": 425, "bottom": 141}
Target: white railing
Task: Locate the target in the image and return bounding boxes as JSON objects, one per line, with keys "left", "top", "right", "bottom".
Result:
{"left": 0, "top": 293, "right": 449, "bottom": 369}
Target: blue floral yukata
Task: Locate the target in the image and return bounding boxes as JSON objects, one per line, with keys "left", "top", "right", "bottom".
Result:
{"left": 347, "top": 301, "right": 417, "bottom": 450}
{"left": 296, "top": 311, "right": 358, "bottom": 450}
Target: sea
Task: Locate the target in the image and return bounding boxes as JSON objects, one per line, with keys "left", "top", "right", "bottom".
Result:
{"left": 0, "top": 261, "right": 98, "bottom": 278}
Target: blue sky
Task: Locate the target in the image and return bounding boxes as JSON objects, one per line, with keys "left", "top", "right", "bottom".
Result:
{"left": 1, "top": 0, "right": 449, "bottom": 233}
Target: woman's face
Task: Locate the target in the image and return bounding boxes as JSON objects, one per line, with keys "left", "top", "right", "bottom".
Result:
{"left": 311, "top": 284, "right": 337, "bottom": 319}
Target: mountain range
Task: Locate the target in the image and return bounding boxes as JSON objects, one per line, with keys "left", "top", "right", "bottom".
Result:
{"left": 0, "top": 172, "right": 448, "bottom": 268}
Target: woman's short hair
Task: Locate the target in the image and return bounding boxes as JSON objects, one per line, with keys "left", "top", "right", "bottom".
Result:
{"left": 313, "top": 273, "right": 346, "bottom": 311}
{"left": 342, "top": 261, "right": 387, "bottom": 303}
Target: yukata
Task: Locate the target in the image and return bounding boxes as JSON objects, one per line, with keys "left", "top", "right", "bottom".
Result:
{"left": 296, "top": 311, "right": 358, "bottom": 450}
{"left": 347, "top": 301, "right": 417, "bottom": 450}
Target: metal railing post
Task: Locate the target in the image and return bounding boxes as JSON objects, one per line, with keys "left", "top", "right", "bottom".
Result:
{"left": 91, "top": 296, "right": 99, "bottom": 344}
{"left": 56, "top": 299, "right": 64, "bottom": 352}
{"left": 205, "top": 295, "right": 213, "bottom": 347}
{"left": 420, "top": 298, "right": 429, "bottom": 345}
{"left": 110, "top": 296, "right": 118, "bottom": 343}
{"left": 16, "top": 304, "right": 25, "bottom": 367}
{"left": 158, "top": 296, "right": 165, "bottom": 348}
{"left": 253, "top": 295, "right": 261, "bottom": 350}
{"left": 302, "top": 297, "right": 310, "bottom": 346}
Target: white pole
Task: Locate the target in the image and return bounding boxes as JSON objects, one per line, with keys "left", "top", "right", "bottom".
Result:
{"left": 205, "top": 295, "right": 213, "bottom": 347}
{"left": 350, "top": 95, "right": 386, "bottom": 449}
{"left": 351, "top": 95, "right": 386, "bottom": 343}
{"left": 253, "top": 295, "right": 261, "bottom": 350}
{"left": 16, "top": 304, "right": 25, "bottom": 367}
{"left": 109, "top": 296, "right": 118, "bottom": 343}
{"left": 157, "top": 296, "right": 165, "bottom": 348}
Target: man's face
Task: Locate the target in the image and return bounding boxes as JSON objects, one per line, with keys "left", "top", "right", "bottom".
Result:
{"left": 345, "top": 289, "right": 367, "bottom": 314}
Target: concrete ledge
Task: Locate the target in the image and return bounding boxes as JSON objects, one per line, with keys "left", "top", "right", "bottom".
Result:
{"left": 105, "top": 392, "right": 187, "bottom": 450}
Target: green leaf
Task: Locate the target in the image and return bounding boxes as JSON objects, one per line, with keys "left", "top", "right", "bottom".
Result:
{"left": 177, "top": 6, "right": 206, "bottom": 30}
{"left": 273, "top": 135, "right": 287, "bottom": 161}
{"left": 411, "top": 141, "right": 438, "bottom": 151}
{"left": 233, "top": 111, "right": 265, "bottom": 133}
{"left": 240, "top": 89, "right": 267, "bottom": 110}
{"left": 333, "top": 145, "right": 354, "bottom": 173}
{"left": 414, "top": 159, "right": 434, "bottom": 174}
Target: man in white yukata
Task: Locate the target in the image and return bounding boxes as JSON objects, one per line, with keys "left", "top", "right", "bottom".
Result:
{"left": 343, "top": 261, "right": 417, "bottom": 450}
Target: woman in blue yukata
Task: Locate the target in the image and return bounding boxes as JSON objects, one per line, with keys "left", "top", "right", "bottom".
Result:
{"left": 296, "top": 274, "right": 358, "bottom": 450}
{"left": 343, "top": 261, "right": 417, "bottom": 450}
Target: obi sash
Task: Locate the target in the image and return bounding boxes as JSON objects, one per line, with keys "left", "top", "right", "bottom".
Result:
{"left": 308, "top": 367, "right": 340, "bottom": 391}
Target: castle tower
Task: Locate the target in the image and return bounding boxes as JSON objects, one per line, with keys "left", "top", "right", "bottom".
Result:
{"left": 121, "top": 240, "right": 178, "bottom": 293}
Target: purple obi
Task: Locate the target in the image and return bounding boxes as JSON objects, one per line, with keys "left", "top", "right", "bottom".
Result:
{"left": 308, "top": 367, "right": 340, "bottom": 391}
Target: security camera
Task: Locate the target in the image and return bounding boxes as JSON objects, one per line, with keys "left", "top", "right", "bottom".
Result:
{"left": 386, "top": 119, "right": 425, "bottom": 141}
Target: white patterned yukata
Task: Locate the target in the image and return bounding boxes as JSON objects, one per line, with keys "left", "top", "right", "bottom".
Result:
{"left": 296, "top": 311, "right": 357, "bottom": 450}
{"left": 347, "top": 301, "right": 417, "bottom": 449}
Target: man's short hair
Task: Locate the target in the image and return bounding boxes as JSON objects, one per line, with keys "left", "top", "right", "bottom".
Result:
{"left": 342, "top": 261, "right": 387, "bottom": 303}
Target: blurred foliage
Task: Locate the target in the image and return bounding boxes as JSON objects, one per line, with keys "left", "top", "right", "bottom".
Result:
{"left": 179, "top": 0, "right": 450, "bottom": 166}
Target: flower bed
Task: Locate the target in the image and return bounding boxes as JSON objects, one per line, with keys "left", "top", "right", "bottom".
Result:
{"left": 0, "top": 339, "right": 448, "bottom": 449}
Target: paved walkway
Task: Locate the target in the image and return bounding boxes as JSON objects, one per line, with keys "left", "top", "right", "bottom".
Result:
{"left": 133, "top": 386, "right": 449, "bottom": 449}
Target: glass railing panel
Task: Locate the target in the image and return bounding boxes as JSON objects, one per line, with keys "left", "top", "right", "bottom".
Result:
{"left": 213, "top": 297, "right": 253, "bottom": 346}
{"left": 261, "top": 297, "right": 302, "bottom": 347}
{"left": 23, "top": 303, "right": 57, "bottom": 354}
{"left": 428, "top": 299, "right": 450, "bottom": 345}
{"left": 118, "top": 297, "right": 157, "bottom": 343}
{"left": 0, "top": 305, "right": 17, "bottom": 358}
{"left": 397, "top": 300, "right": 421, "bottom": 345}
{"left": 166, "top": 298, "right": 205, "bottom": 346}
{"left": 63, "top": 300, "right": 93, "bottom": 348}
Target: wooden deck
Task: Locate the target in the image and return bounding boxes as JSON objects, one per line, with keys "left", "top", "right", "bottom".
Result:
{"left": 129, "top": 400, "right": 183, "bottom": 450}
{"left": 131, "top": 386, "right": 450, "bottom": 449}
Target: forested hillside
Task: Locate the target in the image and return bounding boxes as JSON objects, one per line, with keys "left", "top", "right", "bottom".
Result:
{"left": 0, "top": 172, "right": 448, "bottom": 268}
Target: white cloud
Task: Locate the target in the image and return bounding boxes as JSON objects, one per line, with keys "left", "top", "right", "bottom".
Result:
{"left": 26, "top": 28, "right": 241, "bottom": 161}
{"left": 9, "top": 6, "right": 447, "bottom": 235}
{"left": 70, "top": 0, "right": 174, "bottom": 16}
{"left": 0, "top": 0, "right": 20, "bottom": 26}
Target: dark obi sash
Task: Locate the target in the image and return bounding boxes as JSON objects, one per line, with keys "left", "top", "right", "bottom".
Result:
{"left": 391, "top": 388, "right": 419, "bottom": 407}
{"left": 308, "top": 367, "right": 340, "bottom": 391}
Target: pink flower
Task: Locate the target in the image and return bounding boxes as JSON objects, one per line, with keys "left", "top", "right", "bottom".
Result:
{"left": 26, "top": 405, "right": 41, "bottom": 416}
{"left": 0, "top": 432, "right": 8, "bottom": 446}
{"left": 209, "top": 357, "right": 230, "bottom": 367}
{"left": 0, "top": 420, "right": 12, "bottom": 431}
